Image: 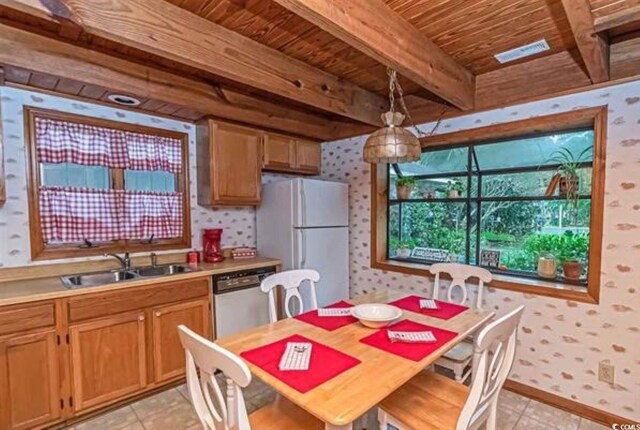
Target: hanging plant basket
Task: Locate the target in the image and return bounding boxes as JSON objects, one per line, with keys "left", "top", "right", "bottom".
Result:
{"left": 558, "top": 174, "right": 579, "bottom": 198}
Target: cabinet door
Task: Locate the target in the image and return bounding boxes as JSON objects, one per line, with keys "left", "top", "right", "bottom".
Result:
{"left": 0, "top": 330, "right": 61, "bottom": 430}
{"left": 152, "top": 299, "right": 211, "bottom": 383}
{"left": 212, "top": 121, "right": 262, "bottom": 205}
{"left": 69, "top": 312, "right": 147, "bottom": 412}
{"left": 263, "top": 134, "right": 295, "bottom": 170}
{"left": 295, "top": 140, "right": 321, "bottom": 174}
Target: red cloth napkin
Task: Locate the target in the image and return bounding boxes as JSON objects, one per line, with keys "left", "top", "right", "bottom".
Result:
{"left": 389, "top": 295, "right": 469, "bottom": 320}
{"left": 294, "top": 300, "right": 357, "bottom": 331}
{"left": 359, "top": 320, "right": 458, "bottom": 361}
{"left": 240, "top": 334, "right": 361, "bottom": 393}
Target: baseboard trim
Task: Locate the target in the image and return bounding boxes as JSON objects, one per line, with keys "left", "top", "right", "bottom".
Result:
{"left": 504, "top": 379, "right": 637, "bottom": 426}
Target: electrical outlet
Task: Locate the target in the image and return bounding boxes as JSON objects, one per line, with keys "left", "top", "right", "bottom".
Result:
{"left": 599, "top": 361, "right": 615, "bottom": 384}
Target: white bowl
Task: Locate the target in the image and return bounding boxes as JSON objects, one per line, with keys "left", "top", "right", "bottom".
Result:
{"left": 352, "top": 303, "right": 402, "bottom": 329}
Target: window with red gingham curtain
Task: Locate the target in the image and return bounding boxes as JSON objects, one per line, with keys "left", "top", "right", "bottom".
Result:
{"left": 35, "top": 116, "right": 184, "bottom": 244}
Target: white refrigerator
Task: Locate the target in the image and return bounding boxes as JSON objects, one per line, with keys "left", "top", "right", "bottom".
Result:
{"left": 257, "top": 178, "right": 349, "bottom": 310}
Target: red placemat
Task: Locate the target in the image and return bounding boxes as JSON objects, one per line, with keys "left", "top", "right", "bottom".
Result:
{"left": 240, "top": 334, "right": 361, "bottom": 393}
{"left": 294, "top": 300, "right": 357, "bottom": 331}
{"left": 389, "top": 295, "right": 469, "bottom": 320}
{"left": 359, "top": 320, "right": 458, "bottom": 361}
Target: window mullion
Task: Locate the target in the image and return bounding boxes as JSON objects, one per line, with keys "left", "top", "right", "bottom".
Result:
{"left": 465, "top": 145, "right": 472, "bottom": 264}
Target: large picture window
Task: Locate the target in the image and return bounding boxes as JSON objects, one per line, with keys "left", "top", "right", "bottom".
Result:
{"left": 371, "top": 107, "right": 606, "bottom": 303}
{"left": 26, "top": 108, "right": 191, "bottom": 260}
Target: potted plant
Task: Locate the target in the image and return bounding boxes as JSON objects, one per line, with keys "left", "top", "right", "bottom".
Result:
{"left": 396, "top": 240, "right": 413, "bottom": 258}
{"left": 446, "top": 179, "right": 464, "bottom": 198}
{"left": 547, "top": 146, "right": 592, "bottom": 209}
{"left": 537, "top": 253, "right": 557, "bottom": 279}
{"left": 395, "top": 176, "right": 416, "bottom": 200}
{"left": 561, "top": 252, "right": 583, "bottom": 280}
{"left": 423, "top": 188, "right": 436, "bottom": 199}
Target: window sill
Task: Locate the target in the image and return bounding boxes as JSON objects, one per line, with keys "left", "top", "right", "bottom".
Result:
{"left": 371, "top": 259, "right": 599, "bottom": 304}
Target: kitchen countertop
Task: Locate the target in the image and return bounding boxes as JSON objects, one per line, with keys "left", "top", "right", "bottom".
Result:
{"left": 0, "top": 257, "right": 281, "bottom": 307}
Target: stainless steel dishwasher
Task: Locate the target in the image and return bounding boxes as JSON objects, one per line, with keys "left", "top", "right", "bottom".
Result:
{"left": 212, "top": 266, "right": 277, "bottom": 338}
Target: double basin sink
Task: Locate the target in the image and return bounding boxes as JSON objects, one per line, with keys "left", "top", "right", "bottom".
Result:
{"left": 61, "top": 263, "right": 198, "bottom": 288}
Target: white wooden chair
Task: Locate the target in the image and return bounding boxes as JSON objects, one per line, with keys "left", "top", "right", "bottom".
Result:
{"left": 177, "top": 325, "right": 323, "bottom": 430}
{"left": 260, "top": 269, "right": 320, "bottom": 323}
{"left": 430, "top": 263, "right": 492, "bottom": 382}
{"left": 378, "top": 305, "right": 525, "bottom": 430}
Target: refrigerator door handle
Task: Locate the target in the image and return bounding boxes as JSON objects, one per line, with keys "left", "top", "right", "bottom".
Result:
{"left": 300, "top": 181, "right": 306, "bottom": 227}
{"left": 299, "top": 230, "right": 306, "bottom": 268}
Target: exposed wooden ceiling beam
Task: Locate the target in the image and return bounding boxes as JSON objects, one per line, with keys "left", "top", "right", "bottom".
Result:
{"left": 594, "top": 5, "right": 640, "bottom": 33}
{"left": 0, "top": 23, "right": 337, "bottom": 140}
{"left": 560, "top": 0, "right": 610, "bottom": 83}
{"left": 271, "top": 0, "right": 475, "bottom": 111}
{"left": 2, "top": 0, "right": 387, "bottom": 126}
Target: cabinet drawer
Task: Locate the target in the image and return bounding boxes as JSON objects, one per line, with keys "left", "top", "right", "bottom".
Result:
{"left": 0, "top": 302, "right": 55, "bottom": 336}
{"left": 68, "top": 278, "right": 210, "bottom": 323}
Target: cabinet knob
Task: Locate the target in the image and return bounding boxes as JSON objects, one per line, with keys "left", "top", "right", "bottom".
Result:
{"left": 139, "top": 315, "right": 145, "bottom": 321}
{"left": 155, "top": 311, "right": 161, "bottom": 317}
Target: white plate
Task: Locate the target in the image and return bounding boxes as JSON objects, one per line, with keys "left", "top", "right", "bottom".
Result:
{"left": 352, "top": 303, "right": 402, "bottom": 328}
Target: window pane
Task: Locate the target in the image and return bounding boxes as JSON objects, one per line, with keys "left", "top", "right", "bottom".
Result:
{"left": 41, "top": 163, "right": 110, "bottom": 188}
{"left": 124, "top": 170, "right": 177, "bottom": 192}
{"left": 390, "top": 202, "right": 468, "bottom": 262}
{"left": 480, "top": 200, "right": 590, "bottom": 278}
{"left": 396, "top": 146, "right": 468, "bottom": 176}
{"left": 475, "top": 129, "right": 594, "bottom": 170}
{"left": 389, "top": 174, "right": 468, "bottom": 200}
{"left": 472, "top": 167, "right": 593, "bottom": 198}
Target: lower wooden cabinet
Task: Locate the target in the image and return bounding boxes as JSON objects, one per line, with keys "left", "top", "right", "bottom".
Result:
{"left": 69, "top": 311, "right": 147, "bottom": 412}
{"left": 0, "top": 330, "right": 61, "bottom": 430}
{"left": 152, "top": 298, "right": 211, "bottom": 383}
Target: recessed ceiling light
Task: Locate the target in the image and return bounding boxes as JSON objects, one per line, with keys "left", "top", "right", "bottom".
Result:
{"left": 494, "top": 39, "right": 550, "bottom": 64}
{"left": 107, "top": 94, "right": 141, "bottom": 106}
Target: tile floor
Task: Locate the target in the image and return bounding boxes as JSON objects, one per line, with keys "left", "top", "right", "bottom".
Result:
{"left": 63, "top": 377, "right": 610, "bottom": 430}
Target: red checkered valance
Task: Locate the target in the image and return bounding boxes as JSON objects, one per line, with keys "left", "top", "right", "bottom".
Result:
{"left": 35, "top": 117, "right": 182, "bottom": 173}
{"left": 39, "top": 187, "right": 183, "bottom": 243}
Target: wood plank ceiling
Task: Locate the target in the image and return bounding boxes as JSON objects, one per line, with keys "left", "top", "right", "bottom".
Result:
{"left": 1, "top": 0, "right": 640, "bottom": 141}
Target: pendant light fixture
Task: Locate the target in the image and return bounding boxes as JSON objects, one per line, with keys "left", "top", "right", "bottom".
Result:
{"left": 363, "top": 69, "right": 421, "bottom": 164}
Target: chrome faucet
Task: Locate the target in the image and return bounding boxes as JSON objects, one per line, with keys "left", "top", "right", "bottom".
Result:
{"left": 150, "top": 252, "right": 158, "bottom": 267}
{"left": 104, "top": 252, "right": 131, "bottom": 270}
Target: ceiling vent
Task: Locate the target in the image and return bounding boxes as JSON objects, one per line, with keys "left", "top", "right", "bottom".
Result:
{"left": 107, "top": 94, "right": 141, "bottom": 106}
{"left": 494, "top": 39, "right": 550, "bottom": 64}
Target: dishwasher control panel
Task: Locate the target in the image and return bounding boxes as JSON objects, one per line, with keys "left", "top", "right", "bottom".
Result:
{"left": 212, "top": 266, "right": 277, "bottom": 294}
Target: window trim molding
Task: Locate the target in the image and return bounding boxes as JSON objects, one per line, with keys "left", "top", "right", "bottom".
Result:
{"left": 371, "top": 106, "right": 607, "bottom": 304}
{"left": 25, "top": 106, "right": 192, "bottom": 261}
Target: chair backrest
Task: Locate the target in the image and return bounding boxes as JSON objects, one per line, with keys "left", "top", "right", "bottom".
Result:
{"left": 430, "top": 263, "right": 492, "bottom": 309}
{"left": 178, "top": 325, "right": 252, "bottom": 430}
{"left": 260, "top": 269, "right": 320, "bottom": 323}
{"left": 457, "top": 305, "right": 525, "bottom": 430}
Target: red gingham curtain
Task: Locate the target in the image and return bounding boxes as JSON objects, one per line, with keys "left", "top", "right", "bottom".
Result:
{"left": 39, "top": 187, "right": 122, "bottom": 243}
{"left": 39, "top": 187, "right": 184, "bottom": 243}
{"left": 122, "top": 191, "right": 183, "bottom": 240}
{"left": 35, "top": 117, "right": 182, "bottom": 173}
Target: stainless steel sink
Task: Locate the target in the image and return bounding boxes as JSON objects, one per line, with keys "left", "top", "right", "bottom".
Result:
{"left": 62, "top": 270, "right": 138, "bottom": 288}
{"left": 135, "top": 264, "right": 191, "bottom": 277}
{"left": 61, "top": 264, "right": 198, "bottom": 288}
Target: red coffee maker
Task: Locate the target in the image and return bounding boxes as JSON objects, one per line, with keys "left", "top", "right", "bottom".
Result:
{"left": 203, "top": 228, "right": 224, "bottom": 263}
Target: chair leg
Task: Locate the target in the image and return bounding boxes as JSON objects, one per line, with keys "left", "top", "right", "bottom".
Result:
{"left": 377, "top": 408, "right": 388, "bottom": 430}
{"left": 453, "top": 363, "right": 465, "bottom": 382}
{"left": 486, "top": 400, "right": 498, "bottom": 430}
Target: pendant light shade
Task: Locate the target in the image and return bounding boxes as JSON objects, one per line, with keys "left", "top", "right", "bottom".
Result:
{"left": 363, "top": 111, "right": 421, "bottom": 164}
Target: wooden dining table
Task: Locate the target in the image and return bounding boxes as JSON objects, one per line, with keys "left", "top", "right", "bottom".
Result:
{"left": 216, "top": 289, "right": 494, "bottom": 430}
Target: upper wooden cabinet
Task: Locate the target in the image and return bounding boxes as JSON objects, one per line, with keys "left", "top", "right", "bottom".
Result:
{"left": 263, "top": 133, "right": 321, "bottom": 175}
{"left": 197, "top": 119, "right": 263, "bottom": 206}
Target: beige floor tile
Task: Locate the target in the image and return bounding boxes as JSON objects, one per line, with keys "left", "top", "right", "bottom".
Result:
{"left": 74, "top": 406, "right": 140, "bottom": 430}
{"left": 497, "top": 406, "right": 524, "bottom": 430}
{"left": 499, "top": 389, "right": 531, "bottom": 414}
{"left": 140, "top": 401, "right": 200, "bottom": 430}
{"left": 131, "top": 388, "right": 188, "bottom": 420}
{"left": 176, "top": 383, "right": 189, "bottom": 400}
{"left": 579, "top": 419, "right": 610, "bottom": 430}
{"left": 521, "top": 401, "right": 581, "bottom": 430}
